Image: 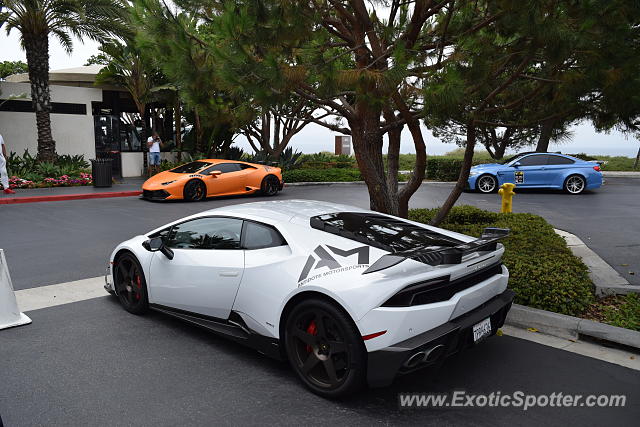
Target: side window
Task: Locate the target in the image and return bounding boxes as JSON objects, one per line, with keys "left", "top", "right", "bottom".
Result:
{"left": 242, "top": 221, "right": 286, "bottom": 250}
{"left": 517, "top": 155, "right": 548, "bottom": 166}
{"left": 547, "top": 155, "right": 575, "bottom": 165}
{"left": 214, "top": 163, "right": 242, "bottom": 174}
{"left": 150, "top": 227, "right": 172, "bottom": 244}
{"left": 166, "top": 217, "right": 242, "bottom": 249}
{"left": 239, "top": 163, "right": 257, "bottom": 170}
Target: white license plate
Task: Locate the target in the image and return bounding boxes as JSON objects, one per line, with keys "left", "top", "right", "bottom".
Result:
{"left": 472, "top": 317, "right": 492, "bottom": 343}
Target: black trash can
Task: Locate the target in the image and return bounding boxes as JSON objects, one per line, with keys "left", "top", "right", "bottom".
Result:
{"left": 91, "top": 158, "right": 113, "bottom": 188}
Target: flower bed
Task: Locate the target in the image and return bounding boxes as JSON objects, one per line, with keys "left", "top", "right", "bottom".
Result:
{"left": 9, "top": 173, "right": 93, "bottom": 189}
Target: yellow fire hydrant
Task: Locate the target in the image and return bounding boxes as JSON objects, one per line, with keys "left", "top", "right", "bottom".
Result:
{"left": 498, "top": 183, "right": 516, "bottom": 213}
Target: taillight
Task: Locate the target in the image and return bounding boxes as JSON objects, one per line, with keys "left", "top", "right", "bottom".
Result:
{"left": 593, "top": 165, "right": 601, "bottom": 172}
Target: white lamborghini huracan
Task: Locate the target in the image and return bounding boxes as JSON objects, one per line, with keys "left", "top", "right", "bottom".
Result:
{"left": 105, "top": 200, "right": 514, "bottom": 398}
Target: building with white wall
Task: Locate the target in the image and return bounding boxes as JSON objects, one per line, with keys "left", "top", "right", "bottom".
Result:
{"left": 0, "top": 66, "right": 175, "bottom": 178}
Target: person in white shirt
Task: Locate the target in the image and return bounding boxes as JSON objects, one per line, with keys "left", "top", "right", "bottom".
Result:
{"left": 147, "top": 131, "right": 163, "bottom": 176}
{"left": 0, "top": 134, "right": 16, "bottom": 194}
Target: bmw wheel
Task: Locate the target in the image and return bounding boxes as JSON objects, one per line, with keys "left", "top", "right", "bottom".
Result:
{"left": 184, "top": 179, "right": 206, "bottom": 201}
{"left": 261, "top": 175, "right": 280, "bottom": 196}
{"left": 564, "top": 175, "right": 586, "bottom": 194}
{"left": 114, "top": 253, "right": 149, "bottom": 314}
{"left": 285, "top": 299, "right": 366, "bottom": 398}
{"left": 476, "top": 174, "right": 498, "bottom": 193}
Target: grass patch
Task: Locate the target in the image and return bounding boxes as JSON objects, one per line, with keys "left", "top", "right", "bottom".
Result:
{"left": 409, "top": 206, "right": 595, "bottom": 316}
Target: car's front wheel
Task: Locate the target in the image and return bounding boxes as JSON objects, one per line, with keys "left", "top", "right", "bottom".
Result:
{"left": 564, "top": 174, "right": 586, "bottom": 194}
{"left": 114, "top": 253, "right": 149, "bottom": 314}
{"left": 184, "top": 179, "right": 206, "bottom": 201}
{"left": 476, "top": 174, "right": 498, "bottom": 193}
{"left": 284, "top": 298, "right": 366, "bottom": 398}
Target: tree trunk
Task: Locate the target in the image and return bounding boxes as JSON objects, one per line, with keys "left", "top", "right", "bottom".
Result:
{"left": 535, "top": 119, "right": 555, "bottom": 152}
{"left": 634, "top": 145, "right": 640, "bottom": 169}
{"left": 394, "top": 93, "right": 427, "bottom": 218}
{"left": 24, "top": 33, "right": 56, "bottom": 162}
{"left": 141, "top": 106, "right": 149, "bottom": 176}
{"left": 175, "top": 98, "right": 182, "bottom": 162}
{"left": 383, "top": 107, "right": 400, "bottom": 205}
{"left": 350, "top": 116, "right": 397, "bottom": 215}
{"left": 430, "top": 122, "right": 476, "bottom": 226}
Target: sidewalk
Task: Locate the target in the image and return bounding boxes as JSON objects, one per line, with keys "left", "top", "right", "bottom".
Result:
{"left": 0, "top": 178, "right": 144, "bottom": 204}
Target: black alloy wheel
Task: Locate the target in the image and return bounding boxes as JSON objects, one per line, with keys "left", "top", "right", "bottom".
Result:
{"left": 184, "top": 179, "right": 206, "bottom": 201}
{"left": 285, "top": 299, "right": 366, "bottom": 398}
{"left": 114, "top": 253, "right": 149, "bottom": 314}
{"left": 261, "top": 175, "right": 280, "bottom": 196}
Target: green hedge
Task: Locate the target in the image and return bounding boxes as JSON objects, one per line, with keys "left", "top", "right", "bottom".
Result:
{"left": 409, "top": 206, "right": 594, "bottom": 316}
{"left": 283, "top": 168, "right": 363, "bottom": 182}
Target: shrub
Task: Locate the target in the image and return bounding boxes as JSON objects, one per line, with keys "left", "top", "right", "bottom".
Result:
{"left": 283, "top": 168, "right": 362, "bottom": 182}
{"left": 602, "top": 294, "right": 640, "bottom": 331}
{"left": 409, "top": 206, "right": 594, "bottom": 316}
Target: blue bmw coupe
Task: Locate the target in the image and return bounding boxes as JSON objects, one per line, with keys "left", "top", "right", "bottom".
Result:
{"left": 468, "top": 152, "right": 603, "bottom": 194}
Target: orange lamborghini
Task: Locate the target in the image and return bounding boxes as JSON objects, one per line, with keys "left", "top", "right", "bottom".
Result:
{"left": 142, "top": 160, "right": 284, "bottom": 201}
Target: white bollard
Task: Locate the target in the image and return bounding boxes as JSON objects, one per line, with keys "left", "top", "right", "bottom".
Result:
{"left": 0, "top": 249, "right": 31, "bottom": 330}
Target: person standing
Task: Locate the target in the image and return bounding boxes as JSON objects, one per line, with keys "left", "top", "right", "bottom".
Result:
{"left": 0, "top": 133, "right": 16, "bottom": 195}
{"left": 147, "top": 131, "right": 163, "bottom": 176}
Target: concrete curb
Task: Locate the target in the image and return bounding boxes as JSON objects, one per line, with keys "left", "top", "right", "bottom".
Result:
{"left": 554, "top": 229, "right": 638, "bottom": 296}
{"left": 0, "top": 190, "right": 142, "bottom": 204}
{"left": 602, "top": 171, "right": 640, "bottom": 178}
{"left": 505, "top": 304, "right": 640, "bottom": 350}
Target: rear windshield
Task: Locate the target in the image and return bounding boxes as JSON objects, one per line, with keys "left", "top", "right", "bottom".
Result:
{"left": 310, "top": 212, "right": 462, "bottom": 252}
{"left": 170, "top": 161, "right": 212, "bottom": 174}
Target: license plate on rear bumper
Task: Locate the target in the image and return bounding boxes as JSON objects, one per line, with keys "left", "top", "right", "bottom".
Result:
{"left": 473, "top": 317, "right": 492, "bottom": 343}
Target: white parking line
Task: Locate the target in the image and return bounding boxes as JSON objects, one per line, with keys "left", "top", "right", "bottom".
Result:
{"left": 15, "top": 276, "right": 108, "bottom": 312}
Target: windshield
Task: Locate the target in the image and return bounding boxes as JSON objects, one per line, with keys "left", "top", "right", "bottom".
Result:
{"left": 170, "top": 161, "right": 212, "bottom": 174}
{"left": 310, "top": 212, "right": 462, "bottom": 252}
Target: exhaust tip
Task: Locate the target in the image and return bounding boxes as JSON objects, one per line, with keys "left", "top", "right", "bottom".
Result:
{"left": 424, "top": 344, "right": 446, "bottom": 364}
{"left": 403, "top": 351, "right": 427, "bottom": 368}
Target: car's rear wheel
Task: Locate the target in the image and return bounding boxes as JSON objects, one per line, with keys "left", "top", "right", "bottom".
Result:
{"left": 184, "top": 179, "right": 206, "bottom": 201}
{"left": 564, "top": 174, "right": 586, "bottom": 194}
{"left": 114, "top": 253, "right": 149, "bottom": 314}
{"left": 284, "top": 298, "right": 366, "bottom": 398}
{"left": 261, "top": 175, "right": 280, "bottom": 196}
{"left": 476, "top": 174, "right": 498, "bottom": 193}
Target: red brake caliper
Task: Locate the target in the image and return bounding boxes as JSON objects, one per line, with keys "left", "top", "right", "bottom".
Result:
{"left": 135, "top": 275, "right": 141, "bottom": 300}
{"left": 306, "top": 320, "right": 317, "bottom": 353}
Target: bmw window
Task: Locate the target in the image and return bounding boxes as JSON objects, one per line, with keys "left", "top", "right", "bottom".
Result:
{"left": 165, "top": 217, "right": 243, "bottom": 249}
{"left": 547, "top": 155, "right": 575, "bottom": 165}
{"left": 516, "top": 155, "right": 548, "bottom": 166}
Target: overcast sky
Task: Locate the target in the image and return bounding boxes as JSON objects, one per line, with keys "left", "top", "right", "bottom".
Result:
{"left": 1, "top": 32, "right": 638, "bottom": 157}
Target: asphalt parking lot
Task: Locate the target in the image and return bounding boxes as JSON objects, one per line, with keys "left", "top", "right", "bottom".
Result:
{"left": 1, "top": 297, "right": 638, "bottom": 426}
{"left": 1, "top": 177, "right": 639, "bottom": 425}
{"left": 0, "top": 177, "right": 638, "bottom": 291}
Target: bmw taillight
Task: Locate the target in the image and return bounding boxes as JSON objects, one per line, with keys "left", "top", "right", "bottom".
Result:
{"left": 593, "top": 165, "right": 601, "bottom": 172}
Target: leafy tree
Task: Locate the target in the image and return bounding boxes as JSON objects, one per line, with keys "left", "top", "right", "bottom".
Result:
{"left": 0, "top": 60, "right": 27, "bottom": 79}
{"left": 241, "top": 100, "right": 315, "bottom": 159}
{"left": 0, "top": 0, "right": 127, "bottom": 161}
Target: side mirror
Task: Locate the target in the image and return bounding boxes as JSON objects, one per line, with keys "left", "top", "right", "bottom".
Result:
{"left": 143, "top": 237, "right": 174, "bottom": 260}
{"left": 209, "top": 170, "right": 222, "bottom": 177}
{"left": 513, "top": 161, "right": 521, "bottom": 167}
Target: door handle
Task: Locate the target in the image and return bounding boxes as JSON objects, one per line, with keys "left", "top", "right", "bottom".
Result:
{"left": 219, "top": 271, "right": 239, "bottom": 277}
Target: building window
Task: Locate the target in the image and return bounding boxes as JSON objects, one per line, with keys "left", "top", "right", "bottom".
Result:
{"left": 0, "top": 99, "right": 87, "bottom": 115}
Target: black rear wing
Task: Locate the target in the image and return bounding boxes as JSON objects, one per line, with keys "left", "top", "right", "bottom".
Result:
{"left": 363, "top": 227, "right": 509, "bottom": 274}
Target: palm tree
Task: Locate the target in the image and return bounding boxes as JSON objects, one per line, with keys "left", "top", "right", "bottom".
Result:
{"left": 0, "top": 0, "right": 126, "bottom": 162}
{"left": 95, "top": 40, "right": 160, "bottom": 175}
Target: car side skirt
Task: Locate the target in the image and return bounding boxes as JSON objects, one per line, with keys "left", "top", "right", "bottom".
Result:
{"left": 149, "top": 303, "right": 285, "bottom": 360}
